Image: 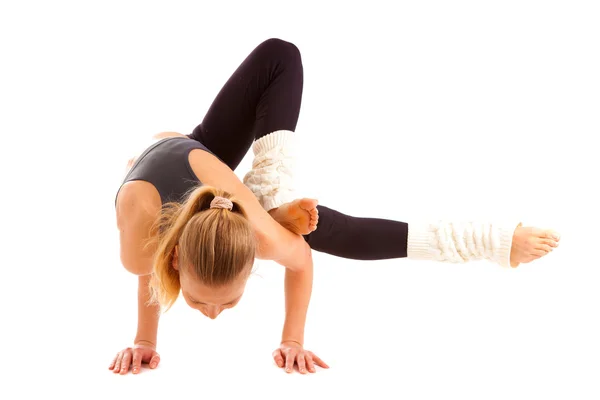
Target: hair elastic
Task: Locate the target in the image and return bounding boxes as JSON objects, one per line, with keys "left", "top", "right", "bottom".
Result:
{"left": 210, "top": 196, "right": 233, "bottom": 210}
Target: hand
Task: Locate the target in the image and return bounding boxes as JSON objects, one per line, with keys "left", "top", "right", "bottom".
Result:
{"left": 109, "top": 343, "right": 160, "bottom": 375}
{"left": 272, "top": 341, "right": 329, "bottom": 374}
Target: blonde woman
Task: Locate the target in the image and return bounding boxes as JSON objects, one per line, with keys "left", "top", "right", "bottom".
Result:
{"left": 110, "top": 39, "right": 560, "bottom": 376}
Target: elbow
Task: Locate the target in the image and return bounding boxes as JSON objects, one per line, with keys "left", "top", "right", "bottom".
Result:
{"left": 281, "top": 236, "right": 313, "bottom": 273}
{"left": 255, "top": 231, "right": 312, "bottom": 272}
{"left": 120, "top": 253, "right": 152, "bottom": 276}
{"left": 291, "top": 242, "right": 313, "bottom": 273}
{"left": 254, "top": 229, "right": 273, "bottom": 261}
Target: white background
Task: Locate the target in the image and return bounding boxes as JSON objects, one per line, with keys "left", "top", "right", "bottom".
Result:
{"left": 1, "top": 0, "right": 599, "bottom": 399}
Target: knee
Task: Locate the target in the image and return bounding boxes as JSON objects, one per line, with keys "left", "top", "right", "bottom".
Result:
{"left": 259, "top": 38, "right": 301, "bottom": 64}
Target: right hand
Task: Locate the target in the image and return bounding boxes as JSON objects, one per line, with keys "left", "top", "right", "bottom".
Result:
{"left": 109, "top": 343, "right": 160, "bottom": 375}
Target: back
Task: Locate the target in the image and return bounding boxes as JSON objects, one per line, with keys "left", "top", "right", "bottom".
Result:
{"left": 114, "top": 136, "right": 216, "bottom": 275}
{"left": 115, "top": 137, "right": 216, "bottom": 205}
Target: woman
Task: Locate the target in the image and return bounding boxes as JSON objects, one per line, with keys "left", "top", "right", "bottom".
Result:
{"left": 110, "top": 38, "right": 560, "bottom": 376}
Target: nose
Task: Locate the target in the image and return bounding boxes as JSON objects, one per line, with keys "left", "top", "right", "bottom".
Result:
{"left": 205, "top": 306, "right": 221, "bottom": 319}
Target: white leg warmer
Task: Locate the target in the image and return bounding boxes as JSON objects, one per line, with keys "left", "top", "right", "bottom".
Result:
{"left": 243, "top": 130, "right": 296, "bottom": 212}
{"left": 407, "top": 221, "right": 521, "bottom": 268}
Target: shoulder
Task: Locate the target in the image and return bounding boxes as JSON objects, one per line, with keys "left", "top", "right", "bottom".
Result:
{"left": 116, "top": 181, "right": 162, "bottom": 224}
{"left": 186, "top": 146, "right": 307, "bottom": 268}
{"left": 187, "top": 148, "right": 238, "bottom": 185}
{"left": 116, "top": 181, "right": 162, "bottom": 275}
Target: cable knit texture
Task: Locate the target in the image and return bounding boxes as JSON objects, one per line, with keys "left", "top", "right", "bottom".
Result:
{"left": 243, "top": 130, "right": 296, "bottom": 212}
{"left": 407, "top": 221, "right": 521, "bottom": 268}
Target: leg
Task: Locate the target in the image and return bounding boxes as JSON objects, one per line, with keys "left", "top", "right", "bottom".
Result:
{"left": 303, "top": 206, "right": 409, "bottom": 260}
{"left": 190, "top": 38, "right": 318, "bottom": 233}
{"left": 302, "top": 206, "right": 561, "bottom": 267}
{"left": 188, "top": 38, "right": 303, "bottom": 171}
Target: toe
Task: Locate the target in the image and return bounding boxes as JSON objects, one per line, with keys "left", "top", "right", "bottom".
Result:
{"left": 535, "top": 244, "right": 553, "bottom": 253}
{"left": 530, "top": 249, "right": 549, "bottom": 258}
{"left": 542, "top": 239, "right": 559, "bottom": 248}
{"left": 299, "top": 198, "right": 318, "bottom": 211}
{"left": 541, "top": 229, "right": 561, "bottom": 241}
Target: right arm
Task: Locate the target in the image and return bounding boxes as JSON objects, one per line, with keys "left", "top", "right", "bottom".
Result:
{"left": 108, "top": 272, "right": 162, "bottom": 374}
{"left": 134, "top": 274, "right": 160, "bottom": 349}
{"left": 112, "top": 183, "right": 162, "bottom": 374}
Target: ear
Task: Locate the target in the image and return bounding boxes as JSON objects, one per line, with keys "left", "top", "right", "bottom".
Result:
{"left": 172, "top": 244, "right": 179, "bottom": 271}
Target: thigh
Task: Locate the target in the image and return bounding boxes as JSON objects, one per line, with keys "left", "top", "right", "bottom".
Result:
{"left": 188, "top": 38, "right": 304, "bottom": 171}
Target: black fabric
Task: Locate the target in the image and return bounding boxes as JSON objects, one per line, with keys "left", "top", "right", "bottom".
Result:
{"left": 115, "top": 137, "right": 213, "bottom": 205}
{"left": 117, "top": 38, "right": 408, "bottom": 261}
{"left": 187, "top": 38, "right": 303, "bottom": 171}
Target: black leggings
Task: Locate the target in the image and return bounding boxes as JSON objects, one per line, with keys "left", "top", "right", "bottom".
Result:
{"left": 188, "top": 38, "right": 408, "bottom": 260}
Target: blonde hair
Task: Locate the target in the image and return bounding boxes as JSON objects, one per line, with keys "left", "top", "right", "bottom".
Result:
{"left": 147, "top": 185, "right": 256, "bottom": 312}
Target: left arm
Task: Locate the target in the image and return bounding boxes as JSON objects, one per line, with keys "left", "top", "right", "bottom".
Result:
{"left": 187, "top": 136, "right": 328, "bottom": 373}
{"left": 281, "top": 250, "right": 314, "bottom": 346}
{"left": 273, "top": 246, "right": 328, "bottom": 374}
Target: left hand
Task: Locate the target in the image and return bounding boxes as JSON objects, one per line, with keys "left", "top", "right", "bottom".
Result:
{"left": 272, "top": 341, "right": 329, "bottom": 374}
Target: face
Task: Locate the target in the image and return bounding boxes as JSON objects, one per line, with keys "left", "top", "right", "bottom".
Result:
{"left": 173, "top": 246, "right": 248, "bottom": 319}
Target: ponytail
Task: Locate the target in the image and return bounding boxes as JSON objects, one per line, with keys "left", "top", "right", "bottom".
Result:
{"left": 147, "top": 185, "right": 256, "bottom": 312}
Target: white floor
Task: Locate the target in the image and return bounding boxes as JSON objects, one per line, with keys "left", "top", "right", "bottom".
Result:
{"left": 2, "top": 1, "right": 599, "bottom": 399}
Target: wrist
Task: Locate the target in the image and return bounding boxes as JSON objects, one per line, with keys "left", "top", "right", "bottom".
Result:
{"left": 281, "top": 325, "right": 304, "bottom": 346}
{"left": 134, "top": 338, "right": 156, "bottom": 349}
{"left": 281, "top": 339, "right": 303, "bottom": 347}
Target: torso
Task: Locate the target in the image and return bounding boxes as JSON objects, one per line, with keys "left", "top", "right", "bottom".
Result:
{"left": 116, "top": 132, "right": 282, "bottom": 276}
{"left": 115, "top": 135, "right": 230, "bottom": 252}
{"left": 116, "top": 133, "right": 297, "bottom": 275}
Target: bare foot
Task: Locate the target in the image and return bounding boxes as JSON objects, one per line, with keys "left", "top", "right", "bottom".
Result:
{"left": 269, "top": 198, "right": 319, "bottom": 236}
{"left": 509, "top": 223, "right": 561, "bottom": 267}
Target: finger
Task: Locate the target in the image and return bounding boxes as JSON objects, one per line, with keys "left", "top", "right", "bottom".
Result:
{"left": 284, "top": 350, "right": 296, "bottom": 373}
{"left": 109, "top": 353, "right": 119, "bottom": 370}
{"left": 120, "top": 350, "right": 132, "bottom": 375}
{"left": 272, "top": 349, "right": 285, "bottom": 368}
{"left": 132, "top": 350, "right": 143, "bottom": 374}
{"left": 297, "top": 353, "right": 307, "bottom": 374}
{"left": 542, "top": 239, "right": 558, "bottom": 248}
{"left": 305, "top": 354, "right": 316, "bottom": 373}
{"left": 149, "top": 353, "right": 161, "bottom": 369}
{"left": 308, "top": 352, "right": 329, "bottom": 369}
{"left": 113, "top": 352, "right": 124, "bottom": 373}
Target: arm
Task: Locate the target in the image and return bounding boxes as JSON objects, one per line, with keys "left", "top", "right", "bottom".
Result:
{"left": 188, "top": 149, "right": 316, "bottom": 354}
{"left": 188, "top": 149, "right": 311, "bottom": 271}
{"left": 118, "top": 194, "right": 161, "bottom": 347}
{"left": 134, "top": 273, "right": 160, "bottom": 348}
{"left": 108, "top": 269, "right": 161, "bottom": 374}
{"left": 188, "top": 148, "right": 328, "bottom": 372}
{"left": 281, "top": 254, "right": 313, "bottom": 346}
{"left": 115, "top": 185, "right": 163, "bottom": 372}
